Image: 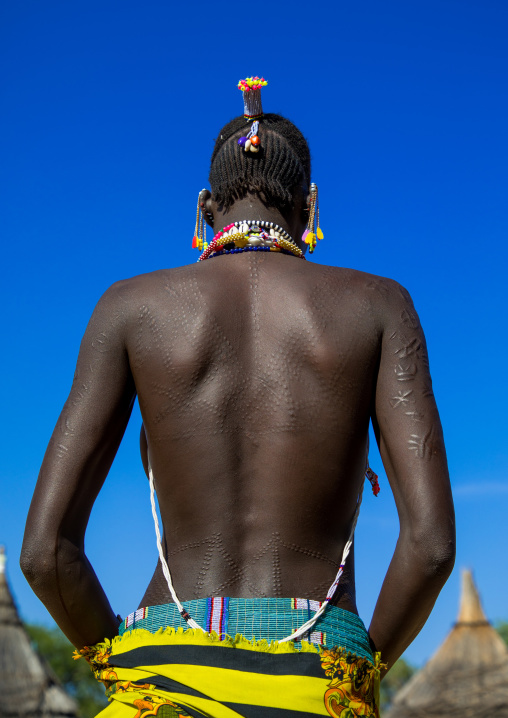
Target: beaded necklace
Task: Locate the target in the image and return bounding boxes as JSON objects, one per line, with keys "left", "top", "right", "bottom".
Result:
{"left": 198, "top": 220, "right": 305, "bottom": 262}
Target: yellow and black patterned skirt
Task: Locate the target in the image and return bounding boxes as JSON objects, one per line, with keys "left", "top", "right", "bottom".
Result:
{"left": 77, "top": 599, "right": 383, "bottom": 718}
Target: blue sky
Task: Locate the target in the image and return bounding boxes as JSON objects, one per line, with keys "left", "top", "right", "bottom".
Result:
{"left": 1, "top": 0, "right": 507, "bottom": 667}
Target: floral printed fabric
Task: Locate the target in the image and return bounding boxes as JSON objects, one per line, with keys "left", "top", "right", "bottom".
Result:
{"left": 321, "top": 648, "right": 383, "bottom": 717}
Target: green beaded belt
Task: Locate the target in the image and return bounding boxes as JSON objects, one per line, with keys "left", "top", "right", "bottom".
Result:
{"left": 119, "top": 597, "right": 373, "bottom": 661}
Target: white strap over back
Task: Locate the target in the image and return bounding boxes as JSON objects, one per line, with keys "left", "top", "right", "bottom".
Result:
{"left": 148, "top": 459, "right": 204, "bottom": 631}
{"left": 148, "top": 456, "right": 367, "bottom": 642}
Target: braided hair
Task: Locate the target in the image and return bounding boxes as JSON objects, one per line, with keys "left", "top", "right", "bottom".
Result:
{"left": 209, "top": 114, "right": 311, "bottom": 211}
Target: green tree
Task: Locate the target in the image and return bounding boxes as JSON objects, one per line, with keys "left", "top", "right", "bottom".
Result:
{"left": 380, "top": 657, "right": 416, "bottom": 713}
{"left": 25, "top": 624, "right": 108, "bottom": 718}
{"left": 496, "top": 621, "right": 508, "bottom": 646}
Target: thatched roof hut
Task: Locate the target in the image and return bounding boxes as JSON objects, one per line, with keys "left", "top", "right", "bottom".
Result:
{"left": 0, "top": 547, "right": 78, "bottom": 718}
{"left": 385, "top": 569, "right": 508, "bottom": 717}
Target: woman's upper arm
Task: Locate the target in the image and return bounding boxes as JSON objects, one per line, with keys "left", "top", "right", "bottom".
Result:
{"left": 373, "top": 280, "right": 454, "bottom": 549}
{"left": 24, "top": 282, "right": 137, "bottom": 552}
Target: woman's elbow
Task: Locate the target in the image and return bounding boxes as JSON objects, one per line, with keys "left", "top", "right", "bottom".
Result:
{"left": 405, "top": 523, "right": 456, "bottom": 581}
{"left": 20, "top": 539, "right": 56, "bottom": 590}
{"left": 427, "top": 539, "right": 456, "bottom": 580}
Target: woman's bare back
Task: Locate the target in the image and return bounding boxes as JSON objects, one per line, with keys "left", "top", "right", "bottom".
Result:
{"left": 129, "top": 253, "right": 383, "bottom": 612}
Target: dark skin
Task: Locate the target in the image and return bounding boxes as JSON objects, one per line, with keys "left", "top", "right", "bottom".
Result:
{"left": 21, "top": 183, "right": 455, "bottom": 675}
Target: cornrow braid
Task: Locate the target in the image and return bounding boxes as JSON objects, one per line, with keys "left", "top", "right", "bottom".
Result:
{"left": 209, "top": 114, "right": 311, "bottom": 211}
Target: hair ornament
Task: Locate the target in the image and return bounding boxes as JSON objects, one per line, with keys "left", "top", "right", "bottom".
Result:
{"left": 238, "top": 76, "right": 268, "bottom": 119}
{"left": 302, "top": 183, "right": 324, "bottom": 253}
{"left": 237, "top": 76, "right": 267, "bottom": 153}
{"left": 238, "top": 120, "right": 260, "bottom": 153}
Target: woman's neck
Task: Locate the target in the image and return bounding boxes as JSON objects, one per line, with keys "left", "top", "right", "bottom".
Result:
{"left": 210, "top": 195, "right": 307, "bottom": 253}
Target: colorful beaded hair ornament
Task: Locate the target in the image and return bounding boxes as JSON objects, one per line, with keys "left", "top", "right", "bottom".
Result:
{"left": 237, "top": 76, "right": 267, "bottom": 154}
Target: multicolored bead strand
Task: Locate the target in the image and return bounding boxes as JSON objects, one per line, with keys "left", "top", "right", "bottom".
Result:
{"left": 197, "top": 220, "right": 304, "bottom": 262}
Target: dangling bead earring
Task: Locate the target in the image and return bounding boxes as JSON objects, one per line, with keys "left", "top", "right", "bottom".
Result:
{"left": 302, "top": 183, "right": 324, "bottom": 254}
{"left": 191, "top": 190, "right": 207, "bottom": 252}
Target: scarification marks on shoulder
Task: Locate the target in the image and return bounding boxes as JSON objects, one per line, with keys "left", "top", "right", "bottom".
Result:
{"left": 253, "top": 270, "right": 360, "bottom": 431}
{"left": 400, "top": 308, "right": 420, "bottom": 330}
{"left": 390, "top": 334, "right": 422, "bottom": 359}
{"left": 91, "top": 332, "right": 110, "bottom": 353}
{"left": 135, "top": 275, "right": 242, "bottom": 428}
{"left": 135, "top": 304, "right": 172, "bottom": 371}
{"left": 366, "top": 278, "right": 391, "bottom": 299}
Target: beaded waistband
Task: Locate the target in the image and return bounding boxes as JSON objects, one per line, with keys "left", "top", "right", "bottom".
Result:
{"left": 119, "top": 597, "right": 373, "bottom": 661}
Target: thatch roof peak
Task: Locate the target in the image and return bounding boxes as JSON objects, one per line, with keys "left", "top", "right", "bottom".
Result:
{"left": 385, "top": 569, "right": 508, "bottom": 718}
{"left": 456, "top": 568, "right": 489, "bottom": 626}
{"left": 0, "top": 547, "right": 78, "bottom": 718}
{"left": 0, "top": 545, "right": 22, "bottom": 627}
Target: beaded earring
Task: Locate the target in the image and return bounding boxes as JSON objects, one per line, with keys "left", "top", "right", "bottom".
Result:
{"left": 237, "top": 77, "right": 268, "bottom": 153}
{"left": 191, "top": 190, "right": 207, "bottom": 251}
{"left": 302, "top": 183, "right": 324, "bottom": 253}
